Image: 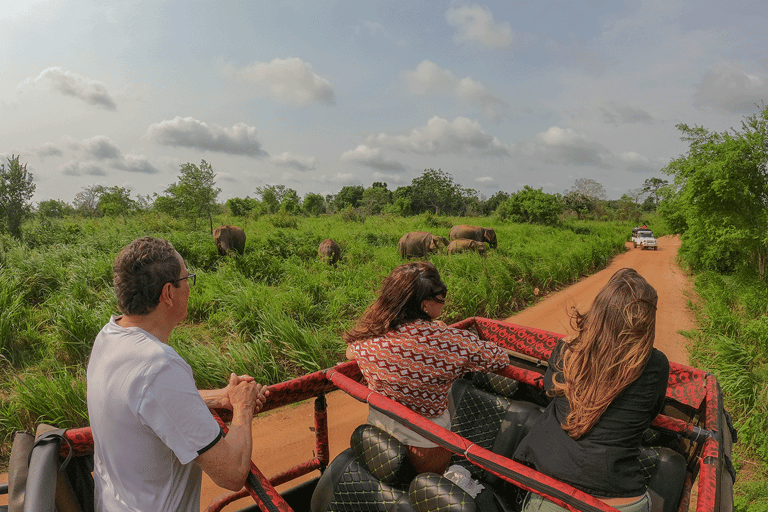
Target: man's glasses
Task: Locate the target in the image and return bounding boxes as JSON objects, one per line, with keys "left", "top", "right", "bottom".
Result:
{"left": 174, "top": 273, "right": 196, "bottom": 286}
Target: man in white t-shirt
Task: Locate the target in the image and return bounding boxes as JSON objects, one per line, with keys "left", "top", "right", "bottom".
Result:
{"left": 87, "top": 236, "right": 269, "bottom": 511}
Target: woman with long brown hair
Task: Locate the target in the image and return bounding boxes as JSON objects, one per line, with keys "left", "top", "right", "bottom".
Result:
{"left": 514, "top": 268, "right": 670, "bottom": 512}
{"left": 345, "top": 261, "right": 509, "bottom": 474}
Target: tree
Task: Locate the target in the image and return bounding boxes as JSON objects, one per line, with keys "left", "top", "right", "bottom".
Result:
{"left": 661, "top": 106, "right": 768, "bottom": 277}
{"left": 38, "top": 199, "right": 73, "bottom": 219}
{"left": 280, "top": 188, "right": 301, "bottom": 214}
{"left": 0, "top": 155, "right": 36, "bottom": 239}
{"left": 480, "top": 191, "right": 510, "bottom": 215}
{"left": 226, "top": 196, "right": 259, "bottom": 217}
{"left": 359, "top": 184, "right": 392, "bottom": 215}
{"left": 332, "top": 185, "right": 364, "bottom": 211}
{"left": 302, "top": 193, "right": 327, "bottom": 216}
{"left": 97, "top": 186, "right": 136, "bottom": 217}
{"left": 407, "top": 169, "right": 472, "bottom": 215}
{"left": 163, "top": 160, "right": 221, "bottom": 230}
{"left": 642, "top": 177, "right": 668, "bottom": 207}
{"left": 74, "top": 185, "right": 103, "bottom": 217}
{"left": 563, "top": 178, "right": 607, "bottom": 219}
{"left": 612, "top": 194, "right": 641, "bottom": 222}
{"left": 496, "top": 186, "right": 563, "bottom": 225}
{"left": 256, "top": 185, "right": 293, "bottom": 214}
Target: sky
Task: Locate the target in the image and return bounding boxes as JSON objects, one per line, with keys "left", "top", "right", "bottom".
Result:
{"left": 1, "top": 0, "right": 767, "bottom": 205}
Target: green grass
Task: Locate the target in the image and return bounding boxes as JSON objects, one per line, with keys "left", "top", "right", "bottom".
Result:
{"left": 0, "top": 212, "right": 633, "bottom": 468}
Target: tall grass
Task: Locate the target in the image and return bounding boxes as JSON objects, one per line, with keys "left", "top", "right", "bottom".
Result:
{"left": 0, "top": 213, "right": 633, "bottom": 468}
{"left": 686, "top": 269, "right": 768, "bottom": 511}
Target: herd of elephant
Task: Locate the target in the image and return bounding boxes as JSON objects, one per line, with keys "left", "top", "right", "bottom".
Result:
{"left": 211, "top": 224, "right": 497, "bottom": 266}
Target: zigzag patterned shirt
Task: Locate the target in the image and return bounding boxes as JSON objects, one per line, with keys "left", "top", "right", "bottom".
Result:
{"left": 349, "top": 319, "right": 509, "bottom": 417}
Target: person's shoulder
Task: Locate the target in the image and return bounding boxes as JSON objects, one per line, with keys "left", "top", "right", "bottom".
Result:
{"left": 649, "top": 348, "right": 670, "bottom": 368}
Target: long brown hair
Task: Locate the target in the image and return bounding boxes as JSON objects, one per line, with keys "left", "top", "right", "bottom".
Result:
{"left": 343, "top": 261, "right": 447, "bottom": 344}
{"left": 551, "top": 268, "right": 658, "bottom": 439}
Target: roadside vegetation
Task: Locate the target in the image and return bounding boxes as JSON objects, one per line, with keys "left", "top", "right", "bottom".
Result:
{"left": 659, "top": 105, "right": 768, "bottom": 511}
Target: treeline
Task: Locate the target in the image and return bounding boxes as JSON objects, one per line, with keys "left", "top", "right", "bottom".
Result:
{"left": 2, "top": 157, "right": 664, "bottom": 241}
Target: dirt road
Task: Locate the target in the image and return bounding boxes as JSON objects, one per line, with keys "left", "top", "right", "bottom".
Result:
{"left": 200, "top": 234, "right": 697, "bottom": 510}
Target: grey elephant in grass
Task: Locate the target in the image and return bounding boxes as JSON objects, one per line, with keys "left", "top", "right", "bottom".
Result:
{"left": 448, "top": 239, "right": 487, "bottom": 256}
{"left": 213, "top": 225, "right": 246, "bottom": 256}
{"left": 398, "top": 231, "right": 449, "bottom": 259}
{"left": 318, "top": 238, "right": 341, "bottom": 266}
{"left": 449, "top": 224, "right": 497, "bottom": 249}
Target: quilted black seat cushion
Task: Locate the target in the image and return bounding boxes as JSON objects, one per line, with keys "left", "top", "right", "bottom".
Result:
{"left": 408, "top": 473, "right": 476, "bottom": 512}
{"left": 311, "top": 424, "right": 482, "bottom": 512}
{"left": 311, "top": 424, "right": 416, "bottom": 512}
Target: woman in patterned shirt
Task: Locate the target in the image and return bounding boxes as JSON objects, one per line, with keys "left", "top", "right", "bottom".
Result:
{"left": 344, "top": 261, "right": 509, "bottom": 474}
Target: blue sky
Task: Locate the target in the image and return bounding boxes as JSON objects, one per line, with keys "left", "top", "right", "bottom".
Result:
{"left": 2, "top": 0, "right": 766, "bottom": 204}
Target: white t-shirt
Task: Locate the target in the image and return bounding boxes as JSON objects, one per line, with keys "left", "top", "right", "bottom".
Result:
{"left": 87, "top": 316, "right": 222, "bottom": 512}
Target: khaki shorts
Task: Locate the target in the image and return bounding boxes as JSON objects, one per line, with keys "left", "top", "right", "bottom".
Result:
{"left": 524, "top": 491, "right": 650, "bottom": 512}
{"left": 367, "top": 407, "right": 451, "bottom": 448}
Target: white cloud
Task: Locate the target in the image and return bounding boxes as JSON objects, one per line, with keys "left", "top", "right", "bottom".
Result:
{"left": 600, "top": 103, "right": 655, "bottom": 125}
{"left": 270, "top": 151, "right": 317, "bottom": 171}
{"left": 521, "top": 126, "right": 611, "bottom": 167}
{"left": 223, "top": 57, "right": 335, "bottom": 107}
{"left": 42, "top": 136, "right": 160, "bottom": 175}
{"left": 400, "top": 61, "right": 508, "bottom": 120}
{"left": 455, "top": 77, "right": 507, "bottom": 121}
{"left": 619, "top": 151, "right": 648, "bottom": 164}
{"left": 371, "top": 116, "right": 509, "bottom": 156}
{"left": 694, "top": 61, "right": 767, "bottom": 114}
{"left": 80, "top": 135, "right": 122, "bottom": 160}
{"left": 445, "top": 4, "right": 514, "bottom": 50}
{"left": 61, "top": 160, "right": 107, "bottom": 177}
{"left": 32, "top": 143, "right": 63, "bottom": 158}
{"left": 339, "top": 145, "right": 407, "bottom": 172}
{"left": 146, "top": 117, "right": 268, "bottom": 157}
{"left": 112, "top": 154, "right": 160, "bottom": 174}
{"left": 19, "top": 67, "right": 117, "bottom": 110}
{"left": 400, "top": 60, "right": 457, "bottom": 95}
{"left": 475, "top": 176, "right": 495, "bottom": 183}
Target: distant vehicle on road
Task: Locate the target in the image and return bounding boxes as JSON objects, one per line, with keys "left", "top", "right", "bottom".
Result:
{"left": 632, "top": 227, "right": 658, "bottom": 250}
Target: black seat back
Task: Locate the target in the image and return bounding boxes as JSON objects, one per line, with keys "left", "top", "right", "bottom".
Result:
{"left": 449, "top": 376, "right": 543, "bottom": 482}
{"left": 640, "top": 446, "right": 687, "bottom": 512}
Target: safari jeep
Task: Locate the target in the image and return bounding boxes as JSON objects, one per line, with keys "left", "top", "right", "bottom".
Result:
{"left": 632, "top": 228, "right": 658, "bottom": 250}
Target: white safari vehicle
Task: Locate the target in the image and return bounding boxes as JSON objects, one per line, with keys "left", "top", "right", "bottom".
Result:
{"left": 632, "top": 227, "right": 658, "bottom": 250}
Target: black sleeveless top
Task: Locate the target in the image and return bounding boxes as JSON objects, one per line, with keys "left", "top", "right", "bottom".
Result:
{"left": 513, "top": 341, "right": 669, "bottom": 497}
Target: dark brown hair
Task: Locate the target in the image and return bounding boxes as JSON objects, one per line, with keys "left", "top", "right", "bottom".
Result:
{"left": 343, "top": 261, "right": 447, "bottom": 344}
{"left": 113, "top": 237, "right": 182, "bottom": 315}
{"left": 551, "top": 268, "right": 658, "bottom": 439}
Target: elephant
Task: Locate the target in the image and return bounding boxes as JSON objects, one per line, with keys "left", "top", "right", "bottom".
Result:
{"left": 447, "top": 238, "right": 487, "bottom": 256}
{"left": 398, "top": 231, "right": 448, "bottom": 259}
{"left": 318, "top": 238, "right": 341, "bottom": 266}
{"left": 213, "top": 225, "right": 246, "bottom": 256}
{"left": 449, "top": 224, "right": 497, "bottom": 249}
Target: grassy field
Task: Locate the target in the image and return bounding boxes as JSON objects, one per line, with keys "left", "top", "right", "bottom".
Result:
{"left": 0, "top": 212, "right": 634, "bottom": 466}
